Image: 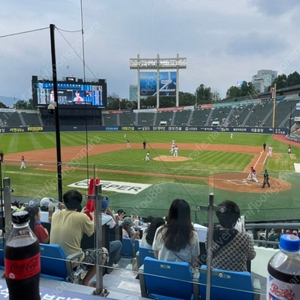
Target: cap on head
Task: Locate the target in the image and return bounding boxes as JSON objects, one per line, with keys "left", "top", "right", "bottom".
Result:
{"left": 102, "top": 196, "right": 109, "bottom": 211}
{"left": 122, "top": 217, "right": 135, "bottom": 227}
{"left": 40, "top": 197, "right": 54, "bottom": 211}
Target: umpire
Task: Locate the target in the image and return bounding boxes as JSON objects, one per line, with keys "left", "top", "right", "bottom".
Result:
{"left": 262, "top": 169, "right": 270, "bottom": 188}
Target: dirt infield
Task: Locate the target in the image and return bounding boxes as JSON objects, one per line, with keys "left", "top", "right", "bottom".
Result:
{"left": 5, "top": 142, "right": 291, "bottom": 193}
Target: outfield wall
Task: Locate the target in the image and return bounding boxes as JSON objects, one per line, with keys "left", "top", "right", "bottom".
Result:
{"left": 0, "top": 125, "right": 289, "bottom": 134}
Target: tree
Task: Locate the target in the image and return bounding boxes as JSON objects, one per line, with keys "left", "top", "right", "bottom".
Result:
{"left": 271, "top": 74, "right": 287, "bottom": 90}
{"left": 286, "top": 71, "right": 300, "bottom": 87}
{"left": 240, "top": 81, "right": 258, "bottom": 97}
{"left": 14, "top": 100, "right": 28, "bottom": 109}
{"left": 179, "top": 92, "right": 195, "bottom": 106}
{"left": 211, "top": 90, "right": 221, "bottom": 102}
{"left": 0, "top": 101, "right": 8, "bottom": 109}
{"left": 226, "top": 86, "right": 241, "bottom": 99}
{"left": 195, "top": 84, "right": 212, "bottom": 103}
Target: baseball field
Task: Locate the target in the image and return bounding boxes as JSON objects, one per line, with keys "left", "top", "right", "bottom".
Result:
{"left": 0, "top": 130, "right": 299, "bottom": 224}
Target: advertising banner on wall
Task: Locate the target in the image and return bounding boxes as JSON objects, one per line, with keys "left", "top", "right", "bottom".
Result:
{"left": 140, "top": 72, "right": 177, "bottom": 96}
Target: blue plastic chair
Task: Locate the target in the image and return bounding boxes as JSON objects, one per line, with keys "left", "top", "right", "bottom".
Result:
{"left": 199, "top": 265, "right": 260, "bottom": 300}
{"left": 140, "top": 257, "right": 194, "bottom": 300}
{"left": 0, "top": 240, "right": 4, "bottom": 269}
{"left": 138, "top": 246, "right": 155, "bottom": 267}
{"left": 134, "top": 239, "right": 140, "bottom": 254}
{"left": 121, "top": 238, "right": 134, "bottom": 258}
{"left": 40, "top": 243, "right": 83, "bottom": 281}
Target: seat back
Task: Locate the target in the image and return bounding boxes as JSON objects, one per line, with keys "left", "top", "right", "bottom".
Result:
{"left": 199, "top": 265, "right": 254, "bottom": 300}
{"left": 121, "top": 238, "right": 134, "bottom": 258}
{"left": 144, "top": 257, "right": 194, "bottom": 300}
{"left": 40, "top": 243, "right": 68, "bottom": 281}
{"left": 135, "top": 239, "right": 140, "bottom": 254}
{"left": 139, "top": 246, "right": 155, "bottom": 266}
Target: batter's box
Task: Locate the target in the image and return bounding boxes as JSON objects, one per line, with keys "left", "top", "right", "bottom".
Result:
{"left": 226, "top": 179, "right": 250, "bottom": 186}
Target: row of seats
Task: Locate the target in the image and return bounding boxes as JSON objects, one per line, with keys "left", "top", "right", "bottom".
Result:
{"left": 140, "top": 257, "right": 261, "bottom": 300}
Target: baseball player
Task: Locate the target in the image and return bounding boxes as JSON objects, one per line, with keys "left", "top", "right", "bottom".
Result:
{"left": 172, "top": 139, "right": 175, "bottom": 146}
{"left": 20, "top": 156, "right": 26, "bottom": 169}
{"left": 250, "top": 167, "right": 258, "bottom": 183}
{"left": 230, "top": 133, "right": 233, "bottom": 139}
{"left": 288, "top": 145, "right": 291, "bottom": 154}
{"left": 268, "top": 146, "right": 273, "bottom": 157}
{"left": 127, "top": 139, "right": 131, "bottom": 148}
{"left": 170, "top": 144, "right": 175, "bottom": 155}
{"left": 144, "top": 151, "right": 150, "bottom": 162}
{"left": 173, "top": 146, "right": 179, "bottom": 157}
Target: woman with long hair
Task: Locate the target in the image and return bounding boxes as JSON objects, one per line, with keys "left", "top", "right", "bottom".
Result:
{"left": 25, "top": 205, "right": 49, "bottom": 244}
{"left": 141, "top": 217, "right": 165, "bottom": 248}
{"left": 153, "top": 199, "right": 199, "bottom": 265}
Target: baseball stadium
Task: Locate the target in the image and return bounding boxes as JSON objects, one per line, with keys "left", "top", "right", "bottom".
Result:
{"left": 1, "top": 84, "right": 300, "bottom": 299}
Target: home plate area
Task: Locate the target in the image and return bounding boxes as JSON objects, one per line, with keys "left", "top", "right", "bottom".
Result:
{"left": 210, "top": 172, "right": 291, "bottom": 193}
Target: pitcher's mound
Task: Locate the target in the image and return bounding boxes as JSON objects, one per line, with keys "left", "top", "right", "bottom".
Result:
{"left": 153, "top": 155, "right": 190, "bottom": 162}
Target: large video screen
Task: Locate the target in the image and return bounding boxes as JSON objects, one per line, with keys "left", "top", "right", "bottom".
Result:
{"left": 32, "top": 76, "right": 107, "bottom": 108}
{"left": 140, "top": 72, "right": 177, "bottom": 96}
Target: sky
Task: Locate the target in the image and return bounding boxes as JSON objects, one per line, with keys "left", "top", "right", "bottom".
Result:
{"left": 1, "top": 0, "right": 300, "bottom": 104}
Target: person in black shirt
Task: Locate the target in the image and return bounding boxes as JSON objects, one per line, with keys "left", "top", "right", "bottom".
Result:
{"left": 263, "top": 143, "right": 266, "bottom": 152}
{"left": 143, "top": 140, "right": 146, "bottom": 149}
{"left": 262, "top": 169, "right": 270, "bottom": 188}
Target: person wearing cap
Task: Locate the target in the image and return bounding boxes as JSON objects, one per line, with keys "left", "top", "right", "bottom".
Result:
{"left": 50, "top": 190, "right": 108, "bottom": 286}
{"left": 101, "top": 196, "right": 122, "bottom": 271}
{"left": 121, "top": 217, "right": 140, "bottom": 242}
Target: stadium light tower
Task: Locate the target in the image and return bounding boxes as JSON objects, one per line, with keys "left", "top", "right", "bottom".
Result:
{"left": 130, "top": 54, "right": 187, "bottom": 109}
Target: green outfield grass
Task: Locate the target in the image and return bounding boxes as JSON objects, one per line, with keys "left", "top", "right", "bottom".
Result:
{"left": 1, "top": 131, "right": 300, "bottom": 223}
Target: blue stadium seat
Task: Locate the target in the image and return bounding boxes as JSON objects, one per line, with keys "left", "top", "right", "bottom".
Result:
{"left": 134, "top": 239, "right": 140, "bottom": 254}
{"left": 139, "top": 257, "right": 194, "bottom": 300}
{"left": 0, "top": 240, "right": 4, "bottom": 269}
{"left": 121, "top": 238, "right": 134, "bottom": 258}
{"left": 40, "top": 243, "right": 83, "bottom": 281}
{"left": 138, "top": 246, "right": 155, "bottom": 267}
{"left": 199, "top": 265, "right": 261, "bottom": 300}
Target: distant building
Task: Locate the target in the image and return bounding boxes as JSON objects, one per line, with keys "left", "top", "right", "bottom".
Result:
{"left": 129, "top": 84, "right": 138, "bottom": 101}
{"left": 252, "top": 70, "right": 277, "bottom": 93}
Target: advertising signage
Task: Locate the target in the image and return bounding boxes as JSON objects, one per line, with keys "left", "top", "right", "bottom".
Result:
{"left": 140, "top": 72, "right": 177, "bottom": 96}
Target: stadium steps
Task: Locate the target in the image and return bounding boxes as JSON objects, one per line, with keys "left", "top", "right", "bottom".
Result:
{"left": 171, "top": 111, "right": 176, "bottom": 126}
{"left": 187, "top": 110, "right": 194, "bottom": 126}
{"left": 261, "top": 102, "right": 279, "bottom": 126}
{"left": 225, "top": 107, "right": 234, "bottom": 125}
{"left": 241, "top": 104, "right": 255, "bottom": 126}
{"left": 279, "top": 105, "right": 296, "bottom": 127}
{"left": 18, "top": 111, "right": 26, "bottom": 126}
{"left": 205, "top": 109, "right": 214, "bottom": 126}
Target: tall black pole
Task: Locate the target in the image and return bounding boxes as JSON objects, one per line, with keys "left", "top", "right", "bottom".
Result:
{"left": 50, "top": 24, "right": 63, "bottom": 202}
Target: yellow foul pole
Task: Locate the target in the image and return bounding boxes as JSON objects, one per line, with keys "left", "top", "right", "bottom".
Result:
{"left": 272, "top": 83, "right": 277, "bottom": 134}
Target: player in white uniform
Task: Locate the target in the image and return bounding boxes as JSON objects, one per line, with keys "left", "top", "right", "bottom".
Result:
{"left": 144, "top": 151, "right": 150, "bottom": 162}
{"left": 268, "top": 146, "right": 273, "bottom": 157}
{"left": 173, "top": 146, "right": 179, "bottom": 157}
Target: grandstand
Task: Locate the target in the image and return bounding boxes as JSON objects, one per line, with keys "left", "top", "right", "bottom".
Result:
{"left": 190, "top": 108, "right": 211, "bottom": 126}
{"left": 209, "top": 106, "right": 233, "bottom": 127}
{"left": 173, "top": 110, "right": 191, "bottom": 126}
{"left": 156, "top": 111, "right": 174, "bottom": 126}
{"left": 103, "top": 114, "right": 119, "bottom": 126}
{"left": 119, "top": 112, "right": 135, "bottom": 126}
{"left": 0, "top": 111, "right": 23, "bottom": 127}
{"left": 245, "top": 101, "right": 273, "bottom": 127}
{"left": 231, "top": 104, "right": 254, "bottom": 127}
{"left": 136, "top": 112, "right": 155, "bottom": 126}
{"left": 20, "top": 111, "right": 43, "bottom": 126}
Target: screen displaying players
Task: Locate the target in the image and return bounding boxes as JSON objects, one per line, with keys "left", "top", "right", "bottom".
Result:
{"left": 34, "top": 81, "right": 106, "bottom": 107}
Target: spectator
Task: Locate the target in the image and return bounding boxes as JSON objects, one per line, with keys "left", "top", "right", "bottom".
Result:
{"left": 153, "top": 199, "right": 200, "bottom": 266}
{"left": 101, "top": 197, "right": 122, "bottom": 270}
{"left": 208, "top": 200, "right": 256, "bottom": 272}
{"left": 50, "top": 190, "right": 108, "bottom": 286}
{"left": 25, "top": 205, "right": 49, "bottom": 244}
{"left": 116, "top": 209, "right": 126, "bottom": 222}
{"left": 141, "top": 217, "right": 165, "bottom": 248}
{"left": 122, "top": 217, "right": 140, "bottom": 242}
{"left": 268, "top": 228, "right": 282, "bottom": 249}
